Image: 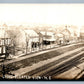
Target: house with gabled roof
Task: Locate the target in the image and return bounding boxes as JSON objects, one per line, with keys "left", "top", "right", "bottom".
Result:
{"left": 61, "top": 26, "right": 71, "bottom": 43}
{"left": 55, "top": 33, "right": 64, "bottom": 45}
{"left": 24, "top": 29, "right": 39, "bottom": 51}
{"left": 61, "top": 25, "right": 79, "bottom": 44}
{"left": 0, "top": 29, "right": 11, "bottom": 55}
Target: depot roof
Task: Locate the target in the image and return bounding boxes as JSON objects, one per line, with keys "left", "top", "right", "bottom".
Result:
{"left": 40, "top": 31, "right": 54, "bottom": 36}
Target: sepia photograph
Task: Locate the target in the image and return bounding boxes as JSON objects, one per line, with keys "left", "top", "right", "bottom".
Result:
{"left": 0, "top": 4, "right": 84, "bottom": 81}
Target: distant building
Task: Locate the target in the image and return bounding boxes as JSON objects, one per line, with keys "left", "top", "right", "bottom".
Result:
{"left": 61, "top": 25, "right": 78, "bottom": 44}
{"left": 80, "top": 33, "right": 84, "bottom": 40}
{"left": 0, "top": 23, "right": 9, "bottom": 30}
{"left": 61, "top": 26, "right": 71, "bottom": 44}
{"left": 80, "top": 27, "right": 84, "bottom": 40}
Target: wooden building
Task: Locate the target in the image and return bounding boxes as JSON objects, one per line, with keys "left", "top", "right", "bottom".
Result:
{"left": 24, "top": 30, "right": 39, "bottom": 52}
{"left": 55, "top": 33, "right": 64, "bottom": 45}
{"left": 0, "top": 29, "right": 11, "bottom": 56}
{"left": 39, "top": 31, "right": 56, "bottom": 45}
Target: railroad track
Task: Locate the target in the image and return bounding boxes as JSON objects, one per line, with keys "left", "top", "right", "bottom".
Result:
{"left": 1, "top": 42, "right": 84, "bottom": 80}
{"left": 10, "top": 47, "right": 84, "bottom": 80}
{"left": 23, "top": 49, "right": 84, "bottom": 79}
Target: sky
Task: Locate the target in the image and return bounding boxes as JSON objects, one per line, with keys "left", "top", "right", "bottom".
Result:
{"left": 0, "top": 4, "right": 84, "bottom": 26}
